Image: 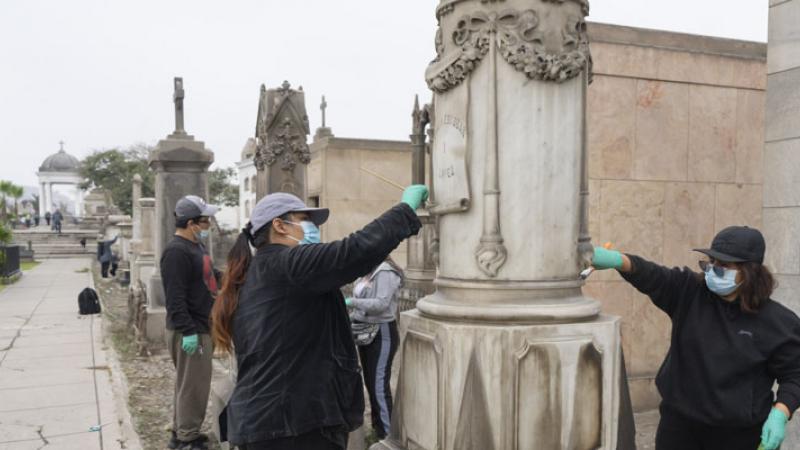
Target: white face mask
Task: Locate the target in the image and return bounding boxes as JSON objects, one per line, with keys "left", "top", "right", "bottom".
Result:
{"left": 284, "top": 220, "right": 321, "bottom": 245}
{"left": 704, "top": 267, "right": 740, "bottom": 296}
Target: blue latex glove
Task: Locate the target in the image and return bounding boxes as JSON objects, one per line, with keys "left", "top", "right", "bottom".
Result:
{"left": 591, "top": 246, "right": 623, "bottom": 270}
{"left": 181, "top": 334, "right": 199, "bottom": 355}
{"left": 761, "top": 407, "right": 788, "bottom": 450}
{"left": 344, "top": 297, "right": 353, "bottom": 306}
{"left": 401, "top": 185, "right": 429, "bottom": 210}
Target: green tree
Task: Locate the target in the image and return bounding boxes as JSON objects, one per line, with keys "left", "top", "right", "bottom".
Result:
{"left": 79, "top": 144, "right": 155, "bottom": 216}
{"left": 9, "top": 185, "right": 23, "bottom": 218}
{"left": 208, "top": 167, "right": 239, "bottom": 207}
{"left": 0, "top": 181, "right": 21, "bottom": 222}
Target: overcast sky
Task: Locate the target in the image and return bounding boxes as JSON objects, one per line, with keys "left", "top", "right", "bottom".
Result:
{"left": 0, "top": 0, "right": 768, "bottom": 188}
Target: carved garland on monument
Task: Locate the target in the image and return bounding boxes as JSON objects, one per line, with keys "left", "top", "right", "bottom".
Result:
{"left": 427, "top": 0, "right": 591, "bottom": 92}
{"left": 260, "top": 118, "right": 311, "bottom": 171}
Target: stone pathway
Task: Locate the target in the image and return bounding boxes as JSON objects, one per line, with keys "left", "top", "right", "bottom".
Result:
{"left": 0, "top": 258, "right": 134, "bottom": 450}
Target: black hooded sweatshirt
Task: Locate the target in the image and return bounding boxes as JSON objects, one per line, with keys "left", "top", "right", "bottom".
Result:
{"left": 621, "top": 254, "right": 800, "bottom": 426}
{"left": 226, "top": 204, "right": 421, "bottom": 445}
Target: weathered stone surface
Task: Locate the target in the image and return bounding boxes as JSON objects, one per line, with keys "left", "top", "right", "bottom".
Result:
{"left": 766, "top": 67, "right": 800, "bottom": 142}
{"left": 735, "top": 89, "right": 765, "bottom": 184}
{"left": 688, "top": 85, "right": 737, "bottom": 183}
{"left": 587, "top": 75, "right": 635, "bottom": 180}
{"left": 714, "top": 183, "right": 762, "bottom": 230}
{"left": 763, "top": 207, "right": 800, "bottom": 275}
{"left": 598, "top": 180, "right": 665, "bottom": 262}
{"left": 627, "top": 291, "right": 671, "bottom": 377}
{"left": 763, "top": 139, "right": 800, "bottom": 208}
{"left": 633, "top": 80, "right": 689, "bottom": 181}
{"left": 768, "top": 0, "right": 800, "bottom": 74}
{"left": 662, "top": 182, "right": 716, "bottom": 269}
{"left": 590, "top": 42, "right": 659, "bottom": 80}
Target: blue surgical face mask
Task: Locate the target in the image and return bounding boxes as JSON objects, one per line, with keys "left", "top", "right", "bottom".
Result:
{"left": 198, "top": 229, "right": 210, "bottom": 240}
{"left": 704, "top": 267, "right": 740, "bottom": 296}
{"left": 285, "top": 220, "right": 321, "bottom": 245}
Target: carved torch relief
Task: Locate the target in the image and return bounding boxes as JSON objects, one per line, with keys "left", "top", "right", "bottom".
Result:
{"left": 426, "top": 0, "right": 591, "bottom": 278}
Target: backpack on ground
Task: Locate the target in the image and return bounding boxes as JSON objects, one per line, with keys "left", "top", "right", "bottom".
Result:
{"left": 78, "top": 287, "right": 101, "bottom": 315}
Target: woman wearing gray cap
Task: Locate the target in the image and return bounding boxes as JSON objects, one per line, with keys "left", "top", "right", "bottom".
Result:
{"left": 211, "top": 186, "right": 427, "bottom": 450}
{"left": 591, "top": 226, "right": 800, "bottom": 450}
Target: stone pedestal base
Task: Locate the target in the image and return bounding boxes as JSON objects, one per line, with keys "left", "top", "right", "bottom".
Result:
{"left": 375, "top": 310, "right": 621, "bottom": 450}
{"left": 145, "top": 306, "right": 166, "bottom": 344}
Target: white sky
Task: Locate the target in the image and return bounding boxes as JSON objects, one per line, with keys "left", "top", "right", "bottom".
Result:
{"left": 0, "top": 0, "right": 768, "bottom": 187}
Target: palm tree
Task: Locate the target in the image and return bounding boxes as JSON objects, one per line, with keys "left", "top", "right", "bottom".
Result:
{"left": 0, "top": 180, "right": 14, "bottom": 223}
{"left": 9, "top": 185, "right": 23, "bottom": 219}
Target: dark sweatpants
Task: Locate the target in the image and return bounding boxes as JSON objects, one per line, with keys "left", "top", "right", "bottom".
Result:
{"left": 655, "top": 405, "right": 763, "bottom": 450}
{"left": 238, "top": 429, "right": 348, "bottom": 450}
{"left": 357, "top": 321, "right": 399, "bottom": 439}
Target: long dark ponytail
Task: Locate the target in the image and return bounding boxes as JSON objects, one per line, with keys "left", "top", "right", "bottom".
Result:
{"left": 211, "top": 223, "right": 263, "bottom": 353}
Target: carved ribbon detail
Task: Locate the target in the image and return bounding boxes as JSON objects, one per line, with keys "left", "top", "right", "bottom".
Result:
{"left": 427, "top": 1, "right": 591, "bottom": 92}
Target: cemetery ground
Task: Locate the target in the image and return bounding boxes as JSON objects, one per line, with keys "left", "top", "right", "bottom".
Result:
{"left": 92, "top": 261, "right": 221, "bottom": 450}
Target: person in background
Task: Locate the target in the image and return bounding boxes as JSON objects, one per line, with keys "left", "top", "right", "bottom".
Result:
{"left": 52, "top": 209, "right": 63, "bottom": 234}
{"left": 97, "top": 234, "right": 119, "bottom": 278}
{"left": 345, "top": 257, "right": 404, "bottom": 440}
{"left": 591, "top": 226, "right": 800, "bottom": 450}
{"left": 161, "top": 195, "right": 220, "bottom": 450}
{"left": 34, "top": 212, "right": 40, "bottom": 227}
{"left": 44, "top": 211, "right": 51, "bottom": 227}
{"left": 211, "top": 186, "right": 427, "bottom": 450}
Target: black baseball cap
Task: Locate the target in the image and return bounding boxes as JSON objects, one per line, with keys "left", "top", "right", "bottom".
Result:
{"left": 693, "top": 226, "right": 765, "bottom": 264}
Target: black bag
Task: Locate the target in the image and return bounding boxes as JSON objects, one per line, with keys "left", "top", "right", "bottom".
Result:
{"left": 78, "top": 287, "right": 101, "bottom": 315}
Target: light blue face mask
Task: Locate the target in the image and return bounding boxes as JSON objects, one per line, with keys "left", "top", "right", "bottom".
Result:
{"left": 286, "top": 220, "right": 321, "bottom": 245}
{"left": 704, "top": 267, "right": 740, "bottom": 296}
{"left": 198, "top": 230, "right": 210, "bottom": 240}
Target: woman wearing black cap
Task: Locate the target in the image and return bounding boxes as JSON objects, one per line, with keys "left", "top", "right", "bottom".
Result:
{"left": 591, "top": 226, "right": 800, "bottom": 450}
{"left": 210, "top": 186, "right": 428, "bottom": 450}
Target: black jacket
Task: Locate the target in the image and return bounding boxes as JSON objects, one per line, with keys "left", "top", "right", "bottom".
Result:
{"left": 226, "top": 204, "right": 421, "bottom": 445}
{"left": 161, "top": 236, "right": 217, "bottom": 335}
{"left": 622, "top": 254, "right": 800, "bottom": 426}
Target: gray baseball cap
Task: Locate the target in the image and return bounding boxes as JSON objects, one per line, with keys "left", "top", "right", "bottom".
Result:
{"left": 250, "top": 192, "right": 329, "bottom": 233}
{"left": 174, "top": 195, "right": 219, "bottom": 220}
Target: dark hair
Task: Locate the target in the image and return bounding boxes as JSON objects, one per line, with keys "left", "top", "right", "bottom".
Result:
{"left": 211, "top": 214, "right": 287, "bottom": 353}
{"left": 384, "top": 255, "right": 405, "bottom": 283}
{"left": 737, "top": 262, "right": 776, "bottom": 313}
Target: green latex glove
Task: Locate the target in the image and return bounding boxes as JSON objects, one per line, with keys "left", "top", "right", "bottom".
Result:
{"left": 761, "top": 408, "right": 788, "bottom": 450}
{"left": 401, "top": 185, "right": 429, "bottom": 210}
{"left": 344, "top": 297, "right": 353, "bottom": 306}
{"left": 591, "top": 246, "right": 623, "bottom": 270}
{"left": 181, "top": 334, "right": 199, "bottom": 355}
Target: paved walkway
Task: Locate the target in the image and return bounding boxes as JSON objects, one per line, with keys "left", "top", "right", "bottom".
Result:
{"left": 0, "top": 258, "right": 131, "bottom": 450}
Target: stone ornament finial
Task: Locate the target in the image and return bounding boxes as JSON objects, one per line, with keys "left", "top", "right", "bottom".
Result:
{"left": 173, "top": 77, "right": 186, "bottom": 135}
{"left": 254, "top": 81, "right": 311, "bottom": 177}
{"left": 427, "top": 0, "right": 591, "bottom": 92}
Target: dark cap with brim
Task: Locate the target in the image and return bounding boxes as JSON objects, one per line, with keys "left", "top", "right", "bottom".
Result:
{"left": 693, "top": 225, "right": 765, "bottom": 264}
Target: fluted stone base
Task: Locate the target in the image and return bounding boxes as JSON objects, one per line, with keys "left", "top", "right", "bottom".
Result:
{"left": 373, "top": 309, "right": 621, "bottom": 450}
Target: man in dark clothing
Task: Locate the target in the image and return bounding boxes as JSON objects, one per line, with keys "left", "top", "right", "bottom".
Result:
{"left": 97, "top": 234, "right": 118, "bottom": 278}
{"left": 44, "top": 211, "right": 51, "bottom": 227}
{"left": 52, "top": 210, "right": 63, "bottom": 234}
{"left": 161, "top": 195, "right": 219, "bottom": 450}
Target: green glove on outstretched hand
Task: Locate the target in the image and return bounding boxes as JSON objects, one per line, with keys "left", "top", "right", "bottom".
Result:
{"left": 401, "top": 185, "right": 429, "bottom": 210}
{"left": 760, "top": 407, "right": 788, "bottom": 450}
{"left": 591, "top": 246, "right": 623, "bottom": 270}
{"left": 182, "top": 334, "right": 199, "bottom": 355}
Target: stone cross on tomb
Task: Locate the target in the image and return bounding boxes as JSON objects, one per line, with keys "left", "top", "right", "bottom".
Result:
{"left": 173, "top": 77, "right": 185, "bottom": 135}
{"left": 58, "top": 140, "right": 65, "bottom": 152}
{"left": 320, "top": 96, "right": 327, "bottom": 128}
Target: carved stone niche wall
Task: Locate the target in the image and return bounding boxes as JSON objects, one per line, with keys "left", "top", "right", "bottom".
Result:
{"left": 253, "top": 81, "right": 311, "bottom": 201}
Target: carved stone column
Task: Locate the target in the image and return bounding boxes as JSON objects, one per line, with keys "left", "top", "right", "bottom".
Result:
{"left": 377, "top": 1, "right": 621, "bottom": 449}
{"left": 253, "top": 81, "right": 312, "bottom": 201}
{"left": 146, "top": 77, "right": 214, "bottom": 343}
